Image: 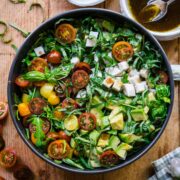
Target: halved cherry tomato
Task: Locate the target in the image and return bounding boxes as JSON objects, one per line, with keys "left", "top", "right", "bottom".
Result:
{"left": 13, "top": 164, "right": 34, "bottom": 180}
{"left": 58, "top": 131, "right": 71, "bottom": 143}
{"left": 112, "top": 41, "right": 134, "bottom": 61}
{"left": 0, "top": 148, "right": 17, "bottom": 168}
{"left": 47, "top": 140, "right": 71, "bottom": 160}
{"left": 47, "top": 50, "right": 62, "bottom": 64}
{"left": 62, "top": 98, "right": 78, "bottom": 109}
{"left": 29, "top": 119, "right": 50, "bottom": 135}
{"left": 54, "top": 106, "right": 64, "bottom": 120}
{"left": 28, "top": 58, "right": 48, "bottom": 73}
{"left": 100, "top": 150, "right": 119, "bottom": 167}
{"left": 78, "top": 113, "right": 96, "bottom": 131}
{"left": 74, "top": 62, "right": 91, "bottom": 74}
{"left": 0, "top": 136, "right": 5, "bottom": 151}
{"left": 72, "top": 70, "right": 89, "bottom": 89}
{"left": 29, "top": 98, "right": 47, "bottom": 115}
{"left": 18, "top": 103, "right": 31, "bottom": 117}
{"left": 0, "top": 102, "right": 8, "bottom": 120}
{"left": 15, "top": 75, "right": 30, "bottom": 88}
{"left": 55, "top": 24, "right": 76, "bottom": 44}
{"left": 46, "top": 132, "right": 60, "bottom": 141}
{"left": 158, "top": 71, "right": 168, "bottom": 84}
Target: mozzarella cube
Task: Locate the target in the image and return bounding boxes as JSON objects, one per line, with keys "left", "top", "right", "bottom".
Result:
{"left": 34, "top": 46, "right": 45, "bottom": 57}
{"left": 105, "top": 67, "right": 114, "bottom": 74}
{"left": 76, "top": 90, "right": 87, "bottom": 99}
{"left": 70, "top": 57, "right": 80, "bottom": 65}
{"left": 103, "top": 76, "right": 115, "bottom": 88}
{"left": 134, "top": 81, "right": 148, "bottom": 93}
{"left": 140, "top": 69, "right": 148, "bottom": 79}
{"left": 112, "top": 78, "right": 123, "bottom": 92}
{"left": 118, "top": 61, "right": 129, "bottom": 72}
{"left": 111, "top": 66, "right": 123, "bottom": 76}
{"left": 129, "top": 69, "right": 140, "bottom": 77}
{"left": 86, "top": 31, "right": 99, "bottom": 47}
{"left": 123, "top": 84, "right": 136, "bottom": 97}
{"left": 128, "top": 75, "right": 141, "bottom": 84}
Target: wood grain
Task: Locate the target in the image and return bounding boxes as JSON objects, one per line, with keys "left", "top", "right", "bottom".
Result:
{"left": 0, "top": 0, "right": 179, "bottom": 180}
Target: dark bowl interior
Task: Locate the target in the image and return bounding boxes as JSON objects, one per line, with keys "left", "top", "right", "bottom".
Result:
{"left": 7, "top": 8, "right": 174, "bottom": 174}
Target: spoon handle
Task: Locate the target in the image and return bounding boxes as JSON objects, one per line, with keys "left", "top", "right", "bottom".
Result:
{"left": 171, "top": 65, "right": 180, "bottom": 81}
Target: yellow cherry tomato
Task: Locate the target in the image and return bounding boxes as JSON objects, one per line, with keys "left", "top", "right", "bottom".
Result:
{"left": 22, "top": 93, "right": 30, "bottom": 103}
{"left": 48, "top": 92, "right": 60, "bottom": 105}
{"left": 18, "top": 103, "right": 31, "bottom": 117}
{"left": 40, "top": 83, "right": 54, "bottom": 99}
{"left": 54, "top": 106, "right": 64, "bottom": 120}
{"left": 64, "top": 115, "right": 79, "bottom": 131}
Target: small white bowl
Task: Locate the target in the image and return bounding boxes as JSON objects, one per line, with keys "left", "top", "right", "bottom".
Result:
{"left": 120, "top": 0, "right": 180, "bottom": 41}
{"left": 68, "top": 0, "right": 105, "bottom": 7}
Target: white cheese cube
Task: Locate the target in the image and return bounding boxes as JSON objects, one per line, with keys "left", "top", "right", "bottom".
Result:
{"left": 140, "top": 69, "right": 148, "bottom": 79}
{"left": 76, "top": 90, "right": 87, "bottom": 99}
{"left": 86, "top": 31, "right": 99, "bottom": 47}
{"left": 118, "top": 61, "right": 129, "bottom": 72}
{"left": 34, "top": 46, "right": 45, "bottom": 57}
{"left": 134, "top": 81, "right": 147, "bottom": 93}
{"left": 123, "top": 84, "right": 136, "bottom": 97}
{"left": 103, "top": 76, "right": 115, "bottom": 88}
{"left": 112, "top": 79, "right": 123, "bottom": 92}
{"left": 70, "top": 57, "right": 80, "bottom": 65}
{"left": 129, "top": 68, "right": 140, "bottom": 77}
{"left": 105, "top": 67, "right": 114, "bottom": 74}
{"left": 111, "top": 66, "right": 123, "bottom": 76}
{"left": 128, "top": 75, "right": 141, "bottom": 84}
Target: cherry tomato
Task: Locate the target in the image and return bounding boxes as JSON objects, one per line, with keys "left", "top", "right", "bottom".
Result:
{"left": 47, "top": 140, "right": 71, "bottom": 160}
{"left": 55, "top": 24, "right": 76, "bottom": 44}
{"left": 47, "top": 50, "right": 62, "bottom": 64}
{"left": 74, "top": 62, "right": 91, "bottom": 74}
{"left": 112, "top": 41, "right": 134, "bottom": 61}
{"left": 158, "top": 71, "right": 168, "bottom": 84}
{"left": 72, "top": 70, "right": 89, "bottom": 89}
{"left": 54, "top": 78, "right": 72, "bottom": 98}
{"left": 100, "top": 150, "right": 119, "bottom": 167}
{"left": 0, "top": 136, "right": 5, "bottom": 151}
{"left": 78, "top": 113, "right": 96, "bottom": 131}
{"left": 0, "top": 102, "right": 8, "bottom": 120}
{"left": 0, "top": 148, "right": 17, "bottom": 168}
{"left": 29, "top": 98, "right": 47, "bottom": 115}
{"left": 46, "top": 132, "right": 60, "bottom": 141}
{"left": 58, "top": 131, "right": 71, "bottom": 143}
{"left": 13, "top": 164, "right": 34, "bottom": 180}
{"left": 62, "top": 98, "right": 78, "bottom": 109}
{"left": 28, "top": 58, "right": 48, "bottom": 73}
{"left": 33, "top": 81, "right": 46, "bottom": 87}
{"left": 29, "top": 119, "right": 50, "bottom": 135}
{"left": 54, "top": 106, "right": 64, "bottom": 120}
{"left": 15, "top": 75, "right": 30, "bottom": 88}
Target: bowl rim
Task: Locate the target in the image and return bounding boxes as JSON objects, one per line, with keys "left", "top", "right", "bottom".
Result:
{"left": 7, "top": 8, "right": 174, "bottom": 174}
{"left": 68, "top": 0, "right": 105, "bottom": 7}
{"left": 120, "top": 0, "right": 180, "bottom": 37}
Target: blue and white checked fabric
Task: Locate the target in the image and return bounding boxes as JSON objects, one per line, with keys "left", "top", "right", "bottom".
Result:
{"left": 148, "top": 147, "right": 180, "bottom": 180}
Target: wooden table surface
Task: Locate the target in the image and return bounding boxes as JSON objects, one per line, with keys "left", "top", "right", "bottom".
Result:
{"left": 0, "top": 0, "right": 179, "bottom": 179}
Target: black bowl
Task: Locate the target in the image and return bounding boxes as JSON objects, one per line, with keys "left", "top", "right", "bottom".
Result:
{"left": 7, "top": 8, "right": 174, "bottom": 174}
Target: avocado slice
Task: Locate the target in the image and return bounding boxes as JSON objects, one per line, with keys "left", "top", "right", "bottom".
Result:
{"left": 101, "top": 116, "right": 110, "bottom": 129}
{"left": 109, "top": 136, "right": 121, "bottom": 150}
{"left": 131, "top": 108, "right": 148, "bottom": 121}
{"left": 89, "top": 130, "right": 101, "bottom": 145}
{"left": 91, "top": 96, "right": 104, "bottom": 109}
{"left": 119, "top": 133, "right": 141, "bottom": 144}
{"left": 90, "top": 108, "right": 104, "bottom": 127}
{"left": 115, "top": 143, "right": 132, "bottom": 159}
{"left": 109, "top": 113, "right": 124, "bottom": 130}
{"left": 97, "top": 133, "right": 110, "bottom": 147}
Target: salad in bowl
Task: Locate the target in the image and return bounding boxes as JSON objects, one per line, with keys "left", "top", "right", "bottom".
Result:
{"left": 11, "top": 13, "right": 172, "bottom": 171}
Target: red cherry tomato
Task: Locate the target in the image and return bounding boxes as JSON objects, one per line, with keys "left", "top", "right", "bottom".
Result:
{"left": 78, "top": 113, "right": 96, "bottom": 131}
{"left": 62, "top": 98, "right": 78, "bottom": 109}
{"left": 47, "top": 140, "right": 71, "bottom": 160}
{"left": 72, "top": 70, "right": 89, "bottom": 89}
{"left": 158, "top": 71, "right": 168, "bottom": 84}
{"left": 74, "top": 62, "right": 91, "bottom": 74}
{"left": 46, "top": 132, "right": 60, "bottom": 141}
{"left": 28, "top": 58, "right": 48, "bottom": 73}
{"left": 15, "top": 75, "right": 30, "bottom": 88}
{"left": 47, "top": 50, "right": 62, "bottom": 64}
{"left": 29, "top": 98, "right": 47, "bottom": 115}
{"left": 100, "top": 150, "right": 119, "bottom": 167}
{"left": 0, "top": 102, "right": 8, "bottom": 121}
{"left": 58, "top": 131, "right": 71, "bottom": 143}
{"left": 0, "top": 148, "right": 17, "bottom": 168}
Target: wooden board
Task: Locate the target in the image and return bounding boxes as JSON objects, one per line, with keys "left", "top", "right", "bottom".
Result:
{"left": 0, "top": 0, "right": 179, "bottom": 179}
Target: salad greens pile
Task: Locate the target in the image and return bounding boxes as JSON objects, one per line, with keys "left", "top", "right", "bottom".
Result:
{"left": 14, "top": 17, "right": 171, "bottom": 170}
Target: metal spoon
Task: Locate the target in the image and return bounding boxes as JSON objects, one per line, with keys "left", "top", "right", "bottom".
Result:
{"left": 141, "top": 0, "right": 176, "bottom": 22}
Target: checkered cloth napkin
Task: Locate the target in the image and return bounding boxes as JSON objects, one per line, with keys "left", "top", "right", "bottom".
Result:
{"left": 148, "top": 147, "right": 180, "bottom": 180}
